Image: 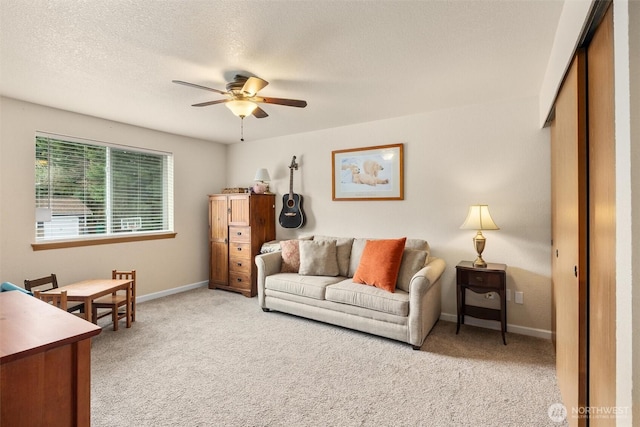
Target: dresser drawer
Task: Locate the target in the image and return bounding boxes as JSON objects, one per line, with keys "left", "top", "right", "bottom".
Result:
{"left": 229, "top": 226, "right": 251, "bottom": 243}
{"left": 460, "top": 270, "right": 503, "bottom": 289}
{"left": 229, "top": 270, "right": 251, "bottom": 290}
{"left": 229, "top": 242, "right": 251, "bottom": 259}
{"left": 229, "top": 257, "right": 251, "bottom": 273}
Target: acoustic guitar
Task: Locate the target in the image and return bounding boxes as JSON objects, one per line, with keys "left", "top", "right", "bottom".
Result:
{"left": 279, "top": 156, "right": 305, "bottom": 229}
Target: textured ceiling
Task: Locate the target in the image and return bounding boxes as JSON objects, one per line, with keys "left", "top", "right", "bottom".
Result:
{"left": 0, "top": 1, "right": 563, "bottom": 144}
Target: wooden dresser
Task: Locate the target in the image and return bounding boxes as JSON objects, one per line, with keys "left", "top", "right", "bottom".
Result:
{"left": 1, "top": 291, "right": 101, "bottom": 426}
{"left": 209, "top": 193, "right": 276, "bottom": 297}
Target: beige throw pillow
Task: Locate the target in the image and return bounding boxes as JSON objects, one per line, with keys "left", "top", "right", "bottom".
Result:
{"left": 396, "top": 249, "right": 428, "bottom": 292}
{"left": 348, "top": 238, "right": 370, "bottom": 277}
{"left": 298, "top": 240, "right": 339, "bottom": 276}
{"left": 313, "top": 236, "right": 354, "bottom": 277}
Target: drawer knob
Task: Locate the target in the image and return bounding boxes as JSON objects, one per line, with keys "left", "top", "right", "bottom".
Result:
{"left": 475, "top": 276, "right": 484, "bottom": 282}
{"left": 236, "top": 278, "right": 242, "bottom": 282}
{"left": 236, "top": 262, "right": 242, "bottom": 266}
{"left": 237, "top": 247, "right": 242, "bottom": 251}
{"left": 237, "top": 232, "right": 242, "bottom": 235}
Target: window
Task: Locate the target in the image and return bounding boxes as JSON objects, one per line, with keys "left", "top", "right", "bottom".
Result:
{"left": 35, "top": 133, "right": 174, "bottom": 243}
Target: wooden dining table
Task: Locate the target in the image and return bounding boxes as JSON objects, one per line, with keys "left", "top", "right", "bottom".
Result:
{"left": 43, "top": 279, "right": 133, "bottom": 326}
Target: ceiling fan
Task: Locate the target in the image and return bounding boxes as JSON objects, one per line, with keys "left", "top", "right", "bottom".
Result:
{"left": 172, "top": 74, "right": 307, "bottom": 119}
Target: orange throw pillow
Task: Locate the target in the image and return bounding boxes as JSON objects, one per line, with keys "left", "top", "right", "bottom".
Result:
{"left": 353, "top": 237, "right": 407, "bottom": 292}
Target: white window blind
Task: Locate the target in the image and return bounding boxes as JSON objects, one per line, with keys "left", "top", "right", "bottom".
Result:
{"left": 35, "top": 133, "right": 174, "bottom": 241}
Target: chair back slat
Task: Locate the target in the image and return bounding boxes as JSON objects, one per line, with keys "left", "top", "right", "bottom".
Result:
{"left": 24, "top": 274, "right": 58, "bottom": 293}
{"left": 34, "top": 289, "right": 68, "bottom": 311}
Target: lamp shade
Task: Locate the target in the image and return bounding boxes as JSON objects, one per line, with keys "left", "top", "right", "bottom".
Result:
{"left": 225, "top": 100, "right": 257, "bottom": 117}
{"left": 460, "top": 205, "right": 499, "bottom": 230}
{"left": 254, "top": 168, "right": 271, "bottom": 182}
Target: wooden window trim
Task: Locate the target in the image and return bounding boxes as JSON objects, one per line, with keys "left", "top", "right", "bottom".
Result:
{"left": 31, "top": 232, "right": 177, "bottom": 251}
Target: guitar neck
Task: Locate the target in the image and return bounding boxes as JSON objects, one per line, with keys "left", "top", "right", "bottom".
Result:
{"left": 288, "top": 164, "right": 296, "bottom": 200}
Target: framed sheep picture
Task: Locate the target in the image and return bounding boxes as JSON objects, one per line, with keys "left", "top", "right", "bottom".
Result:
{"left": 332, "top": 143, "right": 404, "bottom": 201}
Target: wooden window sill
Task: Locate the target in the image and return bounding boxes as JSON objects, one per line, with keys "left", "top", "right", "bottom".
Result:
{"left": 31, "top": 232, "right": 177, "bottom": 251}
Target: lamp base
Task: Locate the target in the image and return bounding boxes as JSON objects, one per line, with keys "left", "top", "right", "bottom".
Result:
{"left": 473, "top": 256, "right": 487, "bottom": 268}
{"left": 473, "top": 231, "right": 487, "bottom": 268}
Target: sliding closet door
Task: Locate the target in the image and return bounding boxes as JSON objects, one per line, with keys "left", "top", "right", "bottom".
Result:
{"left": 550, "top": 51, "right": 588, "bottom": 427}
{"left": 587, "top": 5, "right": 616, "bottom": 425}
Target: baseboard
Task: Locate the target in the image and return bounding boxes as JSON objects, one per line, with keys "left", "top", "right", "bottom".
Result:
{"left": 439, "top": 312, "right": 552, "bottom": 340}
{"left": 136, "top": 281, "right": 209, "bottom": 304}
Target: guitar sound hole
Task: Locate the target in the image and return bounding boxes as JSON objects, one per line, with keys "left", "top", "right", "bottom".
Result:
{"left": 287, "top": 199, "right": 295, "bottom": 208}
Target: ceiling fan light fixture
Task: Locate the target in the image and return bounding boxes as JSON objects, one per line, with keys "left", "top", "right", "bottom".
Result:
{"left": 226, "top": 100, "right": 257, "bottom": 117}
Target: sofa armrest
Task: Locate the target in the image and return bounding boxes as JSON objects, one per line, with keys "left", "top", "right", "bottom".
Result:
{"left": 409, "top": 257, "right": 446, "bottom": 293}
{"left": 407, "top": 257, "right": 446, "bottom": 347}
{"left": 255, "top": 252, "right": 282, "bottom": 307}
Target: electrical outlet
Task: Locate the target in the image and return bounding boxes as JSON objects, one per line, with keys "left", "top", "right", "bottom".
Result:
{"left": 515, "top": 291, "right": 524, "bottom": 304}
{"left": 506, "top": 289, "right": 511, "bottom": 301}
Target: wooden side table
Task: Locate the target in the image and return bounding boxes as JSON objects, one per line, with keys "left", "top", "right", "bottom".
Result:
{"left": 455, "top": 261, "right": 508, "bottom": 345}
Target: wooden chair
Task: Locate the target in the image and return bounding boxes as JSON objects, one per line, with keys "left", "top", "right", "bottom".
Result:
{"left": 24, "top": 274, "right": 84, "bottom": 314}
{"left": 92, "top": 270, "right": 136, "bottom": 331}
{"left": 33, "top": 289, "right": 68, "bottom": 311}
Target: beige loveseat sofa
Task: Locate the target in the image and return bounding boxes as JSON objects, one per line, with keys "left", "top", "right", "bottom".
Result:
{"left": 255, "top": 236, "right": 446, "bottom": 349}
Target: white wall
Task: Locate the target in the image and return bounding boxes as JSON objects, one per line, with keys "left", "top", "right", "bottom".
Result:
{"left": 615, "top": 0, "right": 639, "bottom": 420}
{"left": 228, "top": 95, "right": 552, "bottom": 333}
{"left": 629, "top": 1, "right": 640, "bottom": 420}
{"left": 539, "top": 0, "right": 595, "bottom": 126}
{"left": 0, "top": 97, "right": 226, "bottom": 296}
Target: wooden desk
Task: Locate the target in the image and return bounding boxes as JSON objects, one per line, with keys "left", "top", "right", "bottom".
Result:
{"left": 45, "top": 279, "right": 132, "bottom": 325}
{"left": 0, "top": 291, "right": 101, "bottom": 426}
{"left": 455, "top": 261, "right": 508, "bottom": 345}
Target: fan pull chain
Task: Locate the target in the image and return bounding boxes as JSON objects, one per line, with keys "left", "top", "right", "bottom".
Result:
{"left": 240, "top": 116, "right": 245, "bottom": 142}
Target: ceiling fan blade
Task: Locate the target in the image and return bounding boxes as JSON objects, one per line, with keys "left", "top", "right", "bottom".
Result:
{"left": 172, "top": 80, "right": 227, "bottom": 95}
{"left": 192, "top": 99, "right": 229, "bottom": 107}
{"left": 252, "top": 106, "right": 269, "bottom": 118}
{"left": 256, "top": 97, "right": 307, "bottom": 108}
{"left": 242, "top": 76, "right": 269, "bottom": 96}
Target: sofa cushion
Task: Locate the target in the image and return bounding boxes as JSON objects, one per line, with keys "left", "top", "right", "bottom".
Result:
{"left": 396, "top": 249, "right": 428, "bottom": 292}
{"left": 353, "top": 238, "right": 406, "bottom": 292}
{"left": 280, "top": 240, "right": 301, "bottom": 273}
{"left": 325, "top": 281, "right": 410, "bottom": 316}
{"left": 313, "top": 236, "right": 354, "bottom": 277}
{"left": 265, "top": 273, "right": 343, "bottom": 300}
{"left": 299, "top": 240, "right": 340, "bottom": 276}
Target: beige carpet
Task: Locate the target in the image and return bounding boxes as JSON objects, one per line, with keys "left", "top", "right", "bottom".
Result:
{"left": 91, "top": 287, "right": 568, "bottom": 426}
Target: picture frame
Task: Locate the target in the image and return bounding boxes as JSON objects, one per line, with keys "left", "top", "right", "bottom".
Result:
{"left": 332, "top": 143, "right": 404, "bottom": 201}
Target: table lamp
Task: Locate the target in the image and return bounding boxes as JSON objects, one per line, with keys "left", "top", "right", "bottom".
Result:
{"left": 459, "top": 204, "right": 499, "bottom": 268}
